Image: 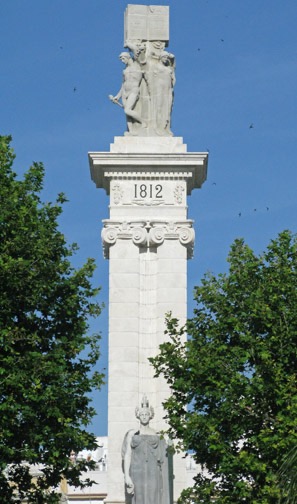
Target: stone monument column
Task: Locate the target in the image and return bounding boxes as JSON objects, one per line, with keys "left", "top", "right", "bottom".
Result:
{"left": 89, "top": 5, "right": 208, "bottom": 504}
{"left": 89, "top": 137, "right": 207, "bottom": 504}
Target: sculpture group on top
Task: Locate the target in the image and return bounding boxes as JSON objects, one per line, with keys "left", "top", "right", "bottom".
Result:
{"left": 109, "top": 5, "right": 175, "bottom": 137}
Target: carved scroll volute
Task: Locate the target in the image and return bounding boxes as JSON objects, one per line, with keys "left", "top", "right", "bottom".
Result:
{"left": 101, "top": 227, "right": 118, "bottom": 258}
{"left": 102, "top": 227, "right": 118, "bottom": 245}
{"left": 101, "top": 222, "right": 195, "bottom": 257}
{"left": 148, "top": 227, "right": 165, "bottom": 247}
{"left": 132, "top": 227, "right": 147, "bottom": 247}
{"left": 178, "top": 226, "right": 195, "bottom": 259}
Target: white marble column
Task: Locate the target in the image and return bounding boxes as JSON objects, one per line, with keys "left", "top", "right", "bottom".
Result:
{"left": 89, "top": 137, "right": 208, "bottom": 504}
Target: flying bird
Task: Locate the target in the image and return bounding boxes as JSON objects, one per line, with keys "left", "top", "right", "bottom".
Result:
{"left": 73, "top": 87, "right": 77, "bottom": 92}
{"left": 249, "top": 123, "right": 254, "bottom": 129}
{"left": 238, "top": 212, "right": 242, "bottom": 217}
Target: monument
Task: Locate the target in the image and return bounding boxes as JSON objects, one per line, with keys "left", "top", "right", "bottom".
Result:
{"left": 86, "top": 5, "right": 208, "bottom": 504}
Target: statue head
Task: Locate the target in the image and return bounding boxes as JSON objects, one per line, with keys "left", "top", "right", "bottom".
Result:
{"left": 135, "top": 395, "right": 154, "bottom": 424}
{"left": 160, "top": 51, "right": 175, "bottom": 67}
{"left": 119, "top": 52, "right": 131, "bottom": 65}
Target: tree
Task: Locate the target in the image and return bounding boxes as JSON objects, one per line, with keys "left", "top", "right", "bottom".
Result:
{"left": 151, "top": 231, "right": 297, "bottom": 503}
{"left": 0, "top": 136, "right": 104, "bottom": 503}
{"left": 279, "top": 446, "right": 297, "bottom": 504}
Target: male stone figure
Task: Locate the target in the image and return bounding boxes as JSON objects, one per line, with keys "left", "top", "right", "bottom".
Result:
{"left": 121, "top": 396, "right": 171, "bottom": 504}
{"left": 109, "top": 52, "right": 146, "bottom": 135}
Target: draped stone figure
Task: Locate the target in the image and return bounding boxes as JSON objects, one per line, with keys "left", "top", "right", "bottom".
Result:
{"left": 147, "top": 51, "right": 175, "bottom": 136}
{"left": 121, "top": 396, "right": 172, "bottom": 504}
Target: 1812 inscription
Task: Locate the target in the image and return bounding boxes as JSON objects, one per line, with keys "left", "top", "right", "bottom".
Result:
{"left": 110, "top": 180, "right": 186, "bottom": 206}
{"left": 134, "top": 183, "right": 163, "bottom": 200}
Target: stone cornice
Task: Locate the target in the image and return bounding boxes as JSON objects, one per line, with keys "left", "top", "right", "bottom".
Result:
{"left": 89, "top": 151, "right": 208, "bottom": 195}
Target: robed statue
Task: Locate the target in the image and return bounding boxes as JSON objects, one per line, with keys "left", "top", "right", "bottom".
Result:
{"left": 121, "top": 396, "right": 172, "bottom": 504}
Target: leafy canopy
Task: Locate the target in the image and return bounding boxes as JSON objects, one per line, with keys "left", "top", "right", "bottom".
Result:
{"left": 0, "top": 136, "right": 104, "bottom": 503}
{"left": 151, "top": 230, "right": 297, "bottom": 504}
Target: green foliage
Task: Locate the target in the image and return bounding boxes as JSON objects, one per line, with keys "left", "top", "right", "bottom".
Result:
{"left": 279, "top": 446, "right": 297, "bottom": 504}
{"left": 151, "top": 230, "right": 297, "bottom": 503}
{"left": 0, "top": 136, "right": 104, "bottom": 503}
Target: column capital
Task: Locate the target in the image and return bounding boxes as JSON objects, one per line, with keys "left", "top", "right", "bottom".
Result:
{"left": 101, "top": 219, "right": 195, "bottom": 259}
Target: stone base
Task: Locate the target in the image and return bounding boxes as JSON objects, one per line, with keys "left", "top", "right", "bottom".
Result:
{"left": 110, "top": 136, "right": 187, "bottom": 154}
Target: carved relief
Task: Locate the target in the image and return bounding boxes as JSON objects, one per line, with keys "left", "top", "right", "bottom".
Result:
{"left": 112, "top": 183, "right": 124, "bottom": 205}
{"left": 102, "top": 220, "right": 194, "bottom": 259}
{"left": 109, "top": 181, "right": 187, "bottom": 207}
{"left": 174, "top": 184, "right": 185, "bottom": 205}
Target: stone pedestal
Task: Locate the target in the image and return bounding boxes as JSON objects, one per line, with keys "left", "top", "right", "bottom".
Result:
{"left": 89, "top": 137, "right": 208, "bottom": 504}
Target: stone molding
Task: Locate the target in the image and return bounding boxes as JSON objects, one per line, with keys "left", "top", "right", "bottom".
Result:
{"left": 101, "top": 219, "right": 195, "bottom": 259}
{"left": 89, "top": 150, "right": 208, "bottom": 195}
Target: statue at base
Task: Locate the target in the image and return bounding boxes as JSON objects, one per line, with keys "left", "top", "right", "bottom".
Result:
{"left": 122, "top": 395, "right": 172, "bottom": 504}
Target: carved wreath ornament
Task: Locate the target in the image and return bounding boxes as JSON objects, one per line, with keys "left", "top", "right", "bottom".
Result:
{"left": 101, "top": 220, "right": 194, "bottom": 259}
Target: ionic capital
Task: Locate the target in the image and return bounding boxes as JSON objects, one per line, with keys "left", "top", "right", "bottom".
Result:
{"left": 101, "top": 220, "right": 195, "bottom": 259}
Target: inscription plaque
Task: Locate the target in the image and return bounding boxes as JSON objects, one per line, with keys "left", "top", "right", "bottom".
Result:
{"left": 110, "top": 180, "right": 186, "bottom": 207}
{"left": 124, "top": 4, "right": 169, "bottom": 44}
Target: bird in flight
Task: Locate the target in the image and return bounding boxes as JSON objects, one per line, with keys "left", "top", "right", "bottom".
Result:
{"left": 73, "top": 87, "right": 77, "bottom": 92}
{"left": 249, "top": 123, "right": 254, "bottom": 129}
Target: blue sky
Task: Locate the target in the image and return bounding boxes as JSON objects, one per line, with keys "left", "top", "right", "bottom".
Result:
{"left": 2, "top": 0, "right": 297, "bottom": 435}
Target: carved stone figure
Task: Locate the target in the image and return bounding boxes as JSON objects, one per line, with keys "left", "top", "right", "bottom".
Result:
{"left": 122, "top": 396, "right": 171, "bottom": 504}
{"left": 110, "top": 47, "right": 176, "bottom": 137}
{"left": 109, "top": 52, "right": 146, "bottom": 135}
{"left": 126, "top": 39, "right": 147, "bottom": 64}
{"left": 147, "top": 51, "right": 175, "bottom": 136}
